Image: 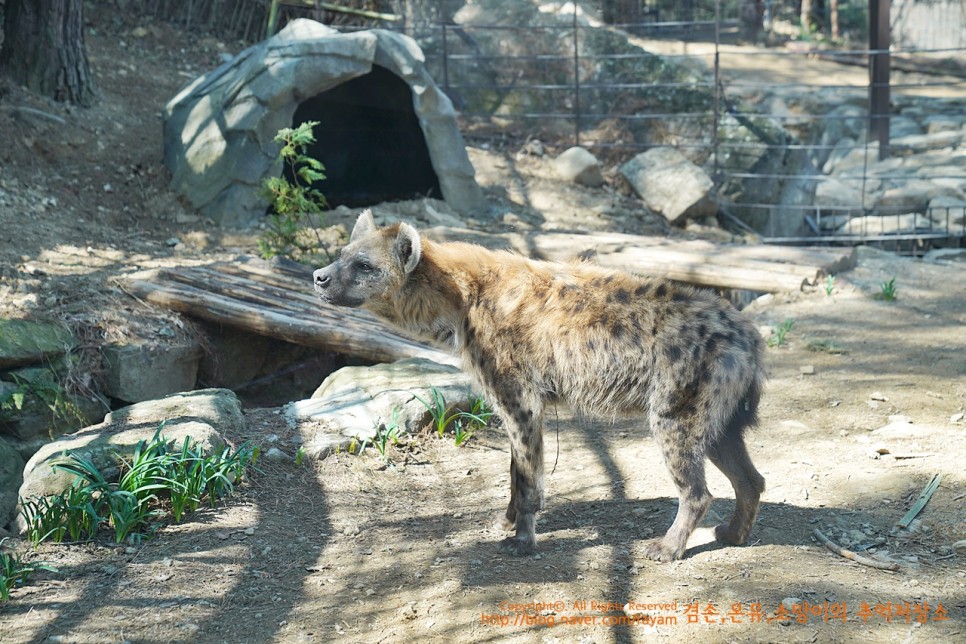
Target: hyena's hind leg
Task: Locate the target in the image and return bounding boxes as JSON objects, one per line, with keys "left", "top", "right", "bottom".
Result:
{"left": 643, "top": 414, "right": 714, "bottom": 562}
{"left": 707, "top": 394, "right": 765, "bottom": 545}
{"left": 497, "top": 456, "right": 518, "bottom": 531}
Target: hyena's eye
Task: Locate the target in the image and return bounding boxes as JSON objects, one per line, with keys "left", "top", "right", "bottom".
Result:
{"left": 354, "top": 258, "right": 375, "bottom": 273}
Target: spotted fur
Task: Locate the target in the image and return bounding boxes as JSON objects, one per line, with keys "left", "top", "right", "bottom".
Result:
{"left": 314, "top": 210, "right": 766, "bottom": 561}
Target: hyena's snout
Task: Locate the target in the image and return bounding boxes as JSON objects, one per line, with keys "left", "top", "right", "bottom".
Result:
{"left": 313, "top": 266, "right": 336, "bottom": 302}
{"left": 313, "top": 267, "right": 332, "bottom": 291}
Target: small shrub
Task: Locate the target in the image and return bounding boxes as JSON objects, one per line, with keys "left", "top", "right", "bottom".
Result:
{"left": 767, "top": 319, "right": 795, "bottom": 348}
{"left": 259, "top": 120, "right": 330, "bottom": 264}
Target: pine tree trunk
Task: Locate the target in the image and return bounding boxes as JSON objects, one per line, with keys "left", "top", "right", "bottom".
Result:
{"left": 0, "top": 0, "right": 97, "bottom": 106}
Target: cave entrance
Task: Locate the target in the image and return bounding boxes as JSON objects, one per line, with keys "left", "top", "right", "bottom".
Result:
{"left": 286, "top": 64, "right": 442, "bottom": 208}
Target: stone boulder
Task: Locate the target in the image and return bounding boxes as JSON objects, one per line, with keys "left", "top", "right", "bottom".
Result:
{"left": 287, "top": 358, "right": 477, "bottom": 458}
{"left": 101, "top": 340, "right": 204, "bottom": 404}
{"left": 620, "top": 147, "right": 715, "bottom": 224}
{"left": 17, "top": 389, "right": 244, "bottom": 515}
{"left": 0, "top": 366, "right": 106, "bottom": 443}
{"left": 553, "top": 146, "right": 604, "bottom": 187}
{"left": 0, "top": 318, "right": 76, "bottom": 369}
{"left": 163, "top": 19, "right": 483, "bottom": 227}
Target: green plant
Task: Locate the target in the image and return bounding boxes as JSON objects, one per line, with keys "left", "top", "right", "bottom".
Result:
{"left": 824, "top": 274, "right": 835, "bottom": 296}
{"left": 20, "top": 427, "right": 256, "bottom": 546}
{"left": 295, "top": 445, "right": 306, "bottom": 466}
{"left": 0, "top": 539, "right": 56, "bottom": 602}
{"left": 876, "top": 277, "right": 897, "bottom": 302}
{"left": 413, "top": 387, "right": 466, "bottom": 438}
{"left": 370, "top": 407, "right": 406, "bottom": 462}
{"left": 259, "top": 120, "right": 330, "bottom": 263}
{"left": 20, "top": 484, "right": 101, "bottom": 546}
{"left": 0, "top": 370, "right": 86, "bottom": 436}
{"left": 767, "top": 319, "right": 795, "bottom": 348}
{"left": 452, "top": 394, "right": 494, "bottom": 447}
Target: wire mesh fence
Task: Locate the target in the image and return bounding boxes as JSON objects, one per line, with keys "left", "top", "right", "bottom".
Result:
{"left": 371, "top": 0, "right": 966, "bottom": 252}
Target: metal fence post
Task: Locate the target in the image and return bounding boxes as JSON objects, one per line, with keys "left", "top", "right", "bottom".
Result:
{"left": 869, "top": 0, "right": 891, "bottom": 160}
{"left": 573, "top": 2, "right": 581, "bottom": 148}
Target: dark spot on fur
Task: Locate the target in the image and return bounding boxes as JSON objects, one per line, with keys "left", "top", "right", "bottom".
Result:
{"left": 721, "top": 354, "right": 737, "bottom": 373}
{"left": 655, "top": 284, "right": 668, "bottom": 299}
{"left": 634, "top": 284, "right": 650, "bottom": 297}
{"left": 704, "top": 335, "right": 717, "bottom": 353}
{"left": 671, "top": 290, "right": 689, "bottom": 303}
{"left": 586, "top": 339, "right": 597, "bottom": 352}
{"left": 616, "top": 289, "right": 629, "bottom": 303}
{"left": 611, "top": 322, "right": 626, "bottom": 339}
{"left": 665, "top": 344, "right": 682, "bottom": 361}
{"left": 605, "top": 275, "right": 615, "bottom": 284}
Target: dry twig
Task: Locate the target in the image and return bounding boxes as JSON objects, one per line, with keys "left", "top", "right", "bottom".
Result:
{"left": 812, "top": 529, "right": 900, "bottom": 571}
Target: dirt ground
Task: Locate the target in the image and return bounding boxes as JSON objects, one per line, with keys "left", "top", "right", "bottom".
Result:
{"left": 1, "top": 8, "right": 965, "bottom": 644}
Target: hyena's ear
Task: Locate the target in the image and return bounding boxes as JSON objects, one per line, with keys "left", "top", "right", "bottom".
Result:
{"left": 394, "top": 223, "right": 422, "bottom": 275}
{"left": 350, "top": 209, "right": 376, "bottom": 242}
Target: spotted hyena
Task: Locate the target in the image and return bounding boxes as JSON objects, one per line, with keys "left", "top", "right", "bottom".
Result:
{"left": 314, "top": 210, "right": 766, "bottom": 561}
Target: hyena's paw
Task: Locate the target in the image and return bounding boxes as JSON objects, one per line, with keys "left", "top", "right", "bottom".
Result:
{"left": 643, "top": 537, "right": 686, "bottom": 562}
{"left": 498, "top": 535, "right": 536, "bottom": 556}
{"left": 494, "top": 511, "right": 516, "bottom": 532}
{"left": 713, "top": 523, "right": 747, "bottom": 546}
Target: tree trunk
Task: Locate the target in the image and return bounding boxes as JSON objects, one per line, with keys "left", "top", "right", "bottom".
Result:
{"left": 0, "top": 0, "right": 97, "bottom": 106}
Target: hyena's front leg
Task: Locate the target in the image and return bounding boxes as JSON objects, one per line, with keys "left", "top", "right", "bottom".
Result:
{"left": 495, "top": 394, "right": 545, "bottom": 556}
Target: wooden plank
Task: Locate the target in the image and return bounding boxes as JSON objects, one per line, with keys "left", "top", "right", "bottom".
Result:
{"left": 424, "top": 228, "right": 853, "bottom": 292}
{"left": 118, "top": 270, "right": 456, "bottom": 366}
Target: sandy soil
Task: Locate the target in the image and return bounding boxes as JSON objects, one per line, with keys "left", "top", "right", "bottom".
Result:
{"left": 1, "top": 8, "right": 964, "bottom": 644}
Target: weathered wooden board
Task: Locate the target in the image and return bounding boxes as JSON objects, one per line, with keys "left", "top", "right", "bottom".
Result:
{"left": 119, "top": 257, "right": 458, "bottom": 366}
{"left": 118, "top": 231, "right": 856, "bottom": 362}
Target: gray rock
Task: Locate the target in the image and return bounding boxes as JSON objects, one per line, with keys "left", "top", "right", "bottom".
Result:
{"left": 16, "top": 389, "right": 243, "bottom": 520}
{"left": 927, "top": 195, "right": 966, "bottom": 227}
{"left": 892, "top": 130, "right": 962, "bottom": 153}
{"left": 553, "top": 146, "right": 604, "bottom": 187}
{"left": 620, "top": 147, "right": 715, "bottom": 224}
{"left": 0, "top": 436, "right": 25, "bottom": 530}
{"left": 105, "top": 388, "right": 246, "bottom": 436}
{"left": 287, "top": 358, "right": 476, "bottom": 457}
{"left": 101, "top": 341, "right": 203, "bottom": 403}
{"left": 0, "top": 366, "right": 106, "bottom": 442}
{"left": 837, "top": 213, "right": 935, "bottom": 236}
{"left": 874, "top": 180, "right": 963, "bottom": 213}
{"left": 923, "top": 114, "right": 962, "bottom": 134}
{"left": 889, "top": 115, "right": 923, "bottom": 139}
{"left": 814, "top": 177, "right": 866, "bottom": 210}
{"left": 0, "top": 318, "right": 77, "bottom": 369}
{"left": 163, "top": 19, "right": 483, "bottom": 226}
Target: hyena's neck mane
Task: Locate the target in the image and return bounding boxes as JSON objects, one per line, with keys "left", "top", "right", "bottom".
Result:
{"left": 381, "top": 238, "right": 490, "bottom": 349}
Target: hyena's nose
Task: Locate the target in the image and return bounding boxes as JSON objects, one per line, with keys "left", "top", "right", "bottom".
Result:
{"left": 313, "top": 268, "right": 331, "bottom": 289}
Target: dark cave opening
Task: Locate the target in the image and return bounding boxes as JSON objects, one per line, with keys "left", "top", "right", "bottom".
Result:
{"left": 285, "top": 64, "right": 443, "bottom": 209}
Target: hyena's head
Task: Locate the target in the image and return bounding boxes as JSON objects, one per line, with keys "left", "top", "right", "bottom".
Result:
{"left": 313, "top": 210, "right": 421, "bottom": 309}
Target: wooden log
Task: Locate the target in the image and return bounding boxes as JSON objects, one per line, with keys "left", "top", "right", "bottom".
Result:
{"left": 118, "top": 271, "right": 457, "bottom": 366}
{"left": 424, "top": 227, "right": 853, "bottom": 293}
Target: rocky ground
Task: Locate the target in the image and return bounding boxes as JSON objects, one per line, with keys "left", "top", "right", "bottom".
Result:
{"left": 1, "top": 7, "right": 965, "bottom": 644}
